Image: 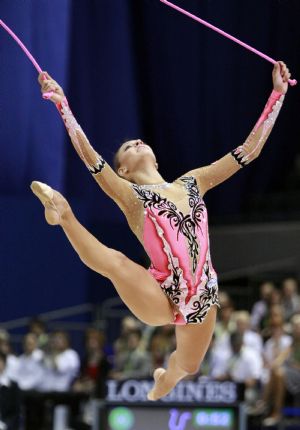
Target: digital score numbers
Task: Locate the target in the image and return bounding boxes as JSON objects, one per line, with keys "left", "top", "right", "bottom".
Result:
{"left": 107, "top": 406, "right": 234, "bottom": 430}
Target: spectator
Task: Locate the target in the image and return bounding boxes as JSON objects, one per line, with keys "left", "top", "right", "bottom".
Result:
{"left": 261, "top": 304, "right": 284, "bottom": 340}
{"left": 250, "top": 281, "right": 275, "bottom": 331}
{"left": 73, "top": 328, "right": 110, "bottom": 398}
{"left": 218, "top": 291, "right": 232, "bottom": 308}
{"left": 262, "top": 308, "right": 292, "bottom": 384}
{"left": 28, "top": 317, "right": 49, "bottom": 350}
{"left": 16, "top": 333, "right": 44, "bottom": 391}
{"left": 149, "top": 325, "right": 175, "bottom": 370}
{"left": 281, "top": 277, "right": 300, "bottom": 321}
{"left": 214, "top": 299, "right": 235, "bottom": 356}
{"left": 40, "top": 331, "right": 80, "bottom": 392}
{"left": 114, "top": 316, "right": 141, "bottom": 356}
{"left": 0, "top": 330, "right": 19, "bottom": 383}
{"left": 0, "top": 351, "right": 20, "bottom": 430}
{"left": 234, "top": 311, "right": 263, "bottom": 354}
{"left": 111, "top": 329, "right": 151, "bottom": 380}
{"left": 211, "top": 331, "right": 263, "bottom": 406}
{"left": 262, "top": 314, "right": 300, "bottom": 426}
{"left": 250, "top": 308, "right": 293, "bottom": 417}
{"left": 16, "top": 334, "right": 45, "bottom": 430}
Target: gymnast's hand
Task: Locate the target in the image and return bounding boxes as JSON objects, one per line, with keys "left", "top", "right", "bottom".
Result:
{"left": 38, "top": 71, "right": 65, "bottom": 103}
{"left": 272, "top": 61, "right": 291, "bottom": 95}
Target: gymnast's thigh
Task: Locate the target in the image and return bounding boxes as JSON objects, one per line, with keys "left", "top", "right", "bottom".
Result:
{"left": 109, "top": 255, "right": 174, "bottom": 326}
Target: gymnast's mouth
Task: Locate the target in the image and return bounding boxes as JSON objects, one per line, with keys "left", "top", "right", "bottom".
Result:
{"left": 137, "top": 145, "right": 149, "bottom": 152}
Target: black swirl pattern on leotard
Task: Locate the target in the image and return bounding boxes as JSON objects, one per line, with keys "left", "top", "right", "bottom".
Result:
{"left": 161, "top": 258, "right": 182, "bottom": 305}
{"left": 186, "top": 269, "right": 219, "bottom": 324}
{"left": 133, "top": 177, "right": 206, "bottom": 273}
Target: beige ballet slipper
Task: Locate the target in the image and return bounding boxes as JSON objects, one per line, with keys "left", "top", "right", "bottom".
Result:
{"left": 30, "top": 181, "right": 54, "bottom": 204}
{"left": 147, "top": 368, "right": 166, "bottom": 401}
{"left": 30, "top": 181, "right": 60, "bottom": 225}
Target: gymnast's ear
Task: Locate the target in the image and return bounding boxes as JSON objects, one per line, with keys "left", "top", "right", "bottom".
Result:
{"left": 118, "top": 166, "right": 127, "bottom": 177}
{"left": 155, "top": 162, "right": 158, "bottom": 170}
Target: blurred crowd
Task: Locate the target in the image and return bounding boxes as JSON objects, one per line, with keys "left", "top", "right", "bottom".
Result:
{"left": 1, "top": 277, "right": 300, "bottom": 429}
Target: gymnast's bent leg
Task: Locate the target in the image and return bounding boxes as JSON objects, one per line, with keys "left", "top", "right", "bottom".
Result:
{"left": 148, "top": 305, "right": 217, "bottom": 400}
{"left": 30, "top": 181, "right": 173, "bottom": 326}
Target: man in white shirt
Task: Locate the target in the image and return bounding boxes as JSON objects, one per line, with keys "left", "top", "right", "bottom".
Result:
{"left": 0, "top": 351, "right": 20, "bottom": 430}
{"left": 16, "top": 333, "right": 44, "bottom": 391}
{"left": 211, "top": 332, "right": 263, "bottom": 388}
{"left": 40, "top": 331, "right": 80, "bottom": 392}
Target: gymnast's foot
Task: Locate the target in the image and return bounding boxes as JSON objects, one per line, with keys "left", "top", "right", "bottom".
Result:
{"left": 147, "top": 368, "right": 175, "bottom": 401}
{"left": 30, "top": 181, "right": 71, "bottom": 225}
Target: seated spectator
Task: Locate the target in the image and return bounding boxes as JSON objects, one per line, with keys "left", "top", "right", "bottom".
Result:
{"left": 16, "top": 333, "right": 44, "bottom": 391}
{"left": 262, "top": 308, "right": 292, "bottom": 384}
{"left": 114, "top": 316, "right": 141, "bottom": 356}
{"left": 218, "top": 291, "right": 231, "bottom": 308}
{"left": 214, "top": 298, "right": 235, "bottom": 356}
{"left": 0, "top": 351, "right": 20, "bottom": 430}
{"left": 28, "top": 317, "right": 49, "bottom": 350}
{"left": 0, "top": 330, "right": 19, "bottom": 382}
{"left": 111, "top": 329, "right": 151, "bottom": 380}
{"left": 73, "top": 328, "right": 110, "bottom": 398}
{"left": 149, "top": 325, "right": 175, "bottom": 370}
{"left": 16, "top": 334, "right": 45, "bottom": 430}
{"left": 211, "top": 331, "right": 263, "bottom": 406}
{"left": 234, "top": 311, "right": 263, "bottom": 354}
{"left": 40, "top": 331, "right": 80, "bottom": 392}
{"left": 281, "top": 277, "right": 300, "bottom": 321}
{"left": 261, "top": 314, "right": 300, "bottom": 426}
{"left": 250, "top": 281, "right": 275, "bottom": 331}
{"left": 261, "top": 304, "right": 284, "bottom": 340}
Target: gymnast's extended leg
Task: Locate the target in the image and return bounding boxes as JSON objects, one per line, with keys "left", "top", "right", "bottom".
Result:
{"left": 30, "top": 181, "right": 174, "bottom": 326}
{"left": 148, "top": 305, "right": 217, "bottom": 400}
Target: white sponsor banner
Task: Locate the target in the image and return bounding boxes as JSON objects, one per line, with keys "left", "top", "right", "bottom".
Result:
{"left": 106, "top": 379, "right": 240, "bottom": 404}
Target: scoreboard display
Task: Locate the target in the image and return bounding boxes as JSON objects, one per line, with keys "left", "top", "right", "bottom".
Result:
{"left": 92, "top": 379, "right": 247, "bottom": 430}
{"left": 106, "top": 406, "right": 237, "bottom": 430}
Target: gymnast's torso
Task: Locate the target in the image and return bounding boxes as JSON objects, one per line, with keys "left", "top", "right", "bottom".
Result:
{"left": 124, "top": 176, "right": 219, "bottom": 325}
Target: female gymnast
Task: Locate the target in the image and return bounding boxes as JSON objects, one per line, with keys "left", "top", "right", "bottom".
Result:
{"left": 31, "top": 62, "right": 290, "bottom": 400}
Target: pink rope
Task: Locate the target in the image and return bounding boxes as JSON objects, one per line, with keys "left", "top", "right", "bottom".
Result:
{"left": 0, "top": 19, "right": 54, "bottom": 98}
{"left": 160, "top": 0, "right": 297, "bottom": 86}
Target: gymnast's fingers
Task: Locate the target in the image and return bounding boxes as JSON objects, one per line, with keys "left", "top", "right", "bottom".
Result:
{"left": 273, "top": 62, "right": 280, "bottom": 73}
{"left": 284, "top": 68, "right": 290, "bottom": 82}
{"left": 41, "top": 81, "right": 51, "bottom": 91}
{"left": 284, "top": 71, "right": 291, "bottom": 83}
{"left": 44, "top": 82, "right": 54, "bottom": 91}
{"left": 43, "top": 71, "right": 53, "bottom": 80}
{"left": 38, "top": 72, "right": 45, "bottom": 85}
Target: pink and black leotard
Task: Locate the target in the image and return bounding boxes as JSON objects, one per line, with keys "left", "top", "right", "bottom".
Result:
{"left": 55, "top": 89, "right": 285, "bottom": 325}
{"left": 132, "top": 178, "right": 219, "bottom": 324}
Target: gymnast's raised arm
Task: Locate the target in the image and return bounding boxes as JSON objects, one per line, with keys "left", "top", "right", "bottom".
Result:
{"left": 185, "top": 62, "right": 290, "bottom": 196}
{"left": 38, "top": 72, "right": 134, "bottom": 211}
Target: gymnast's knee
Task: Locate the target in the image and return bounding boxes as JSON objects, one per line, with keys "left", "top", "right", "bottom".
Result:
{"left": 80, "top": 249, "right": 126, "bottom": 277}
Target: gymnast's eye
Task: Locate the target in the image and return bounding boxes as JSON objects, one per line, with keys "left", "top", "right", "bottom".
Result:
{"left": 124, "top": 145, "right": 131, "bottom": 151}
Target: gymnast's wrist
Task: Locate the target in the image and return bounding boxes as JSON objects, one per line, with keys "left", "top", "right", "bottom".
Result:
{"left": 272, "top": 87, "right": 286, "bottom": 97}
{"left": 56, "top": 96, "right": 68, "bottom": 110}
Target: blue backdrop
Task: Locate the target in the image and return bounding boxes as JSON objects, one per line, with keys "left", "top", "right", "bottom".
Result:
{"left": 0, "top": 0, "right": 299, "bottom": 321}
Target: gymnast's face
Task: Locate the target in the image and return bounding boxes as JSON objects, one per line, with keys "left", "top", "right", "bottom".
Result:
{"left": 116, "top": 139, "right": 158, "bottom": 177}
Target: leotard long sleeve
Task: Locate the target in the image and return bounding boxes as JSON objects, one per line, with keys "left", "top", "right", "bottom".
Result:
{"left": 186, "top": 90, "right": 285, "bottom": 195}
{"left": 55, "top": 97, "right": 136, "bottom": 213}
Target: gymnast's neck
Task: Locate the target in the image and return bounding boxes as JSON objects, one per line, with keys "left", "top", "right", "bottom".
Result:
{"left": 129, "top": 166, "right": 166, "bottom": 186}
